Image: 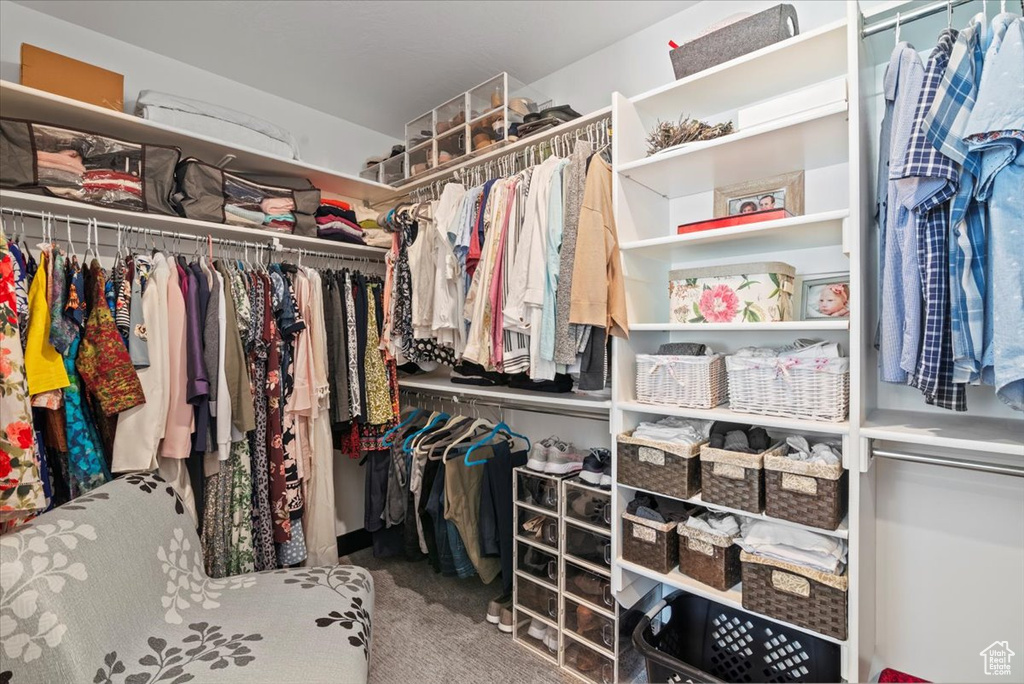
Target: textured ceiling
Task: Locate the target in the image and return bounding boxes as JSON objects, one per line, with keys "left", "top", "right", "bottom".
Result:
{"left": 15, "top": 0, "right": 696, "bottom": 137}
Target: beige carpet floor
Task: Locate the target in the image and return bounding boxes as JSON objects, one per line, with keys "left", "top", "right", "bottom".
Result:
{"left": 342, "top": 548, "right": 575, "bottom": 684}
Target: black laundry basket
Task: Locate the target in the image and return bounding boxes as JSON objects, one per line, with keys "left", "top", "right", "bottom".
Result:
{"left": 632, "top": 590, "right": 841, "bottom": 683}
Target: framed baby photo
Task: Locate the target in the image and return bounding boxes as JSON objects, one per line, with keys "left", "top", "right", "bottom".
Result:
{"left": 801, "top": 273, "right": 850, "bottom": 320}
{"left": 713, "top": 170, "right": 805, "bottom": 218}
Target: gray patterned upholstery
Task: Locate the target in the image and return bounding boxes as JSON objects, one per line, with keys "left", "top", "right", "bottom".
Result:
{"left": 0, "top": 474, "right": 373, "bottom": 684}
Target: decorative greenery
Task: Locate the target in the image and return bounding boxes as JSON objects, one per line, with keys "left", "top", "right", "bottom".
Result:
{"left": 646, "top": 116, "right": 734, "bottom": 156}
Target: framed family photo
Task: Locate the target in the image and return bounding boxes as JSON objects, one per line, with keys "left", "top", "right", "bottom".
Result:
{"left": 713, "top": 170, "right": 805, "bottom": 218}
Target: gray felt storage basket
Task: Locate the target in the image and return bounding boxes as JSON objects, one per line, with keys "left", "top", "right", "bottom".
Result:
{"left": 669, "top": 4, "right": 800, "bottom": 80}
{"left": 622, "top": 513, "right": 679, "bottom": 575}
{"left": 617, "top": 431, "right": 705, "bottom": 500}
{"left": 740, "top": 551, "right": 848, "bottom": 641}
{"left": 700, "top": 442, "right": 784, "bottom": 513}
{"left": 764, "top": 454, "right": 847, "bottom": 531}
{"left": 677, "top": 524, "right": 742, "bottom": 592}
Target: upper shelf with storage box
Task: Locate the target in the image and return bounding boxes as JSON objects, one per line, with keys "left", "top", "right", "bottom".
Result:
{"left": 0, "top": 80, "right": 394, "bottom": 203}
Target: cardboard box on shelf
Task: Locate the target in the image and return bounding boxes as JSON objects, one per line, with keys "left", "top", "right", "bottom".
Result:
{"left": 21, "top": 44, "right": 124, "bottom": 112}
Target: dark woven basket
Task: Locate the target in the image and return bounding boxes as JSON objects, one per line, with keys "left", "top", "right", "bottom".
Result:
{"left": 765, "top": 465, "right": 848, "bottom": 531}
{"left": 700, "top": 443, "right": 784, "bottom": 513}
{"left": 622, "top": 513, "right": 678, "bottom": 574}
{"left": 618, "top": 432, "right": 703, "bottom": 500}
{"left": 741, "top": 553, "right": 848, "bottom": 641}
{"left": 677, "top": 529, "right": 741, "bottom": 592}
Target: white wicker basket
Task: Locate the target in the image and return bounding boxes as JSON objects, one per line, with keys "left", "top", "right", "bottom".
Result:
{"left": 725, "top": 355, "right": 850, "bottom": 422}
{"left": 635, "top": 354, "right": 728, "bottom": 409}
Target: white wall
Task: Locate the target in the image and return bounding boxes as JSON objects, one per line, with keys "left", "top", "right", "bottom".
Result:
{"left": 0, "top": 1, "right": 398, "bottom": 173}
{"left": 873, "top": 458, "right": 1024, "bottom": 682}
{"left": 528, "top": 0, "right": 884, "bottom": 112}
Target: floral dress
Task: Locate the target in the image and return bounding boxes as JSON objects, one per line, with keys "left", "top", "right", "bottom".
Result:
{"left": 0, "top": 237, "right": 48, "bottom": 521}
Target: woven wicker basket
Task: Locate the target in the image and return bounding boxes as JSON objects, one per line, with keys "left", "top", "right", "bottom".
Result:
{"left": 764, "top": 454, "right": 847, "bottom": 531}
{"left": 740, "top": 551, "right": 848, "bottom": 641}
{"left": 617, "top": 431, "right": 705, "bottom": 499}
{"left": 725, "top": 355, "right": 850, "bottom": 422}
{"left": 700, "top": 442, "right": 783, "bottom": 513}
{"left": 622, "top": 512, "right": 679, "bottom": 574}
{"left": 677, "top": 524, "right": 741, "bottom": 591}
{"left": 636, "top": 354, "right": 728, "bottom": 409}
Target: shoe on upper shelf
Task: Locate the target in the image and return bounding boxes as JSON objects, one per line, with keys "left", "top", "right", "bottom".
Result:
{"left": 544, "top": 440, "right": 584, "bottom": 475}
{"left": 527, "top": 436, "right": 556, "bottom": 472}
{"left": 579, "top": 448, "right": 611, "bottom": 486}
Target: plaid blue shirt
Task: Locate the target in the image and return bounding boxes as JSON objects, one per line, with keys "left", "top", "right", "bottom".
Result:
{"left": 924, "top": 19, "right": 988, "bottom": 385}
{"left": 898, "top": 29, "right": 967, "bottom": 411}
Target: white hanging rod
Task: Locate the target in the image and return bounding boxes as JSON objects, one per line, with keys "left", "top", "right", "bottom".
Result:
{"left": 872, "top": 448, "right": 1024, "bottom": 478}
{"left": 399, "top": 387, "right": 608, "bottom": 421}
{"left": 862, "top": 0, "right": 975, "bottom": 37}
{"left": 274, "top": 243, "right": 383, "bottom": 266}
{"left": 0, "top": 205, "right": 269, "bottom": 251}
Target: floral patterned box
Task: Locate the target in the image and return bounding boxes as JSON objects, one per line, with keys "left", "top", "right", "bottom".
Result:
{"left": 669, "top": 262, "right": 796, "bottom": 323}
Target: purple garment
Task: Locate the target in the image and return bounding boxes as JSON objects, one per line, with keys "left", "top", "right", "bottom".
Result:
{"left": 184, "top": 263, "right": 211, "bottom": 452}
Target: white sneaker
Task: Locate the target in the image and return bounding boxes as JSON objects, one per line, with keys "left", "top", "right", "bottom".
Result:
{"left": 544, "top": 626, "right": 559, "bottom": 652}
{"left": 543, "top": 441, "right": 584, "bottom": 475}
{"left": 527, "top": 437, "right": 555, "bottom": 472}
{"left": 527, "top": 618, "right": 548, "bottom": 640}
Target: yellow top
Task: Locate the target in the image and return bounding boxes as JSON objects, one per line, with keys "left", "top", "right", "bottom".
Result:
{"left": 24, "top": 251, "right": 69, "bottom": 395}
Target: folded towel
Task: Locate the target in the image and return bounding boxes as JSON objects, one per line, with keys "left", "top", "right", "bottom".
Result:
{"left": 261, "top": 197, "right": 295, "bottom": 215}
{"left": 225, "top": 204, "right": 266, "bottom": 224}
{"left": 739, "top": 521, "right": 847, "bottom": 574}
{"left": 37, "top": 150, "right": 87, "bottom": 175}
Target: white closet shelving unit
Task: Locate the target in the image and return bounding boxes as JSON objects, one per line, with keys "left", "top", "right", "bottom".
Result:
{"left": 607, "top": 3, "right": 1023, "bottom": 682}
{"left": 609, "top": 15, "right": 864, "bottom": 679}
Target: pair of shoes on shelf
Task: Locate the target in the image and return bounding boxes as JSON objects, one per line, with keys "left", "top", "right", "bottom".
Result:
{"left": 579, "top": 448, "right": 612, "bottom": 487}
{"left": 527, "top": 437, "right": 585, "bottom": 475}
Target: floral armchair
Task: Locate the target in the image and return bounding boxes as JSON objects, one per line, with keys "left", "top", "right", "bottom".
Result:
{"left": 0, "top": 474, "right": 373, "bottom": 683}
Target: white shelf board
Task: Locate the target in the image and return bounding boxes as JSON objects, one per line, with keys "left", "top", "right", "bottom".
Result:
{"left": 0, "top": 190, "right": 388, "bottom": 259}
{"left": 630, "top": 320, "right": 850, "bottom": 332}
{"left": 862, "top": 409, "right": 1024, "bottom": 457}
{"left": 620, "top": 209, "right": 849, "bottom": 262}
{"left": 399, "top": 372, "right": 612, "bottom": 413}
{"left": 629, "top": 21, "right": 847, "bottom": 117}
{"left": 618, "top": 102, "right": 849, "bottom": 199}
{"left": 616, "top": 401, "right": 850, "bottom": 435}
{"left": 617, "top": 558, "right": 845, "bottom": 645}
{"left": 616, "top": 483, "right": 849, "bottom": 539}
{"left": 0, "top": 81, "right": 394, "bottom": 202}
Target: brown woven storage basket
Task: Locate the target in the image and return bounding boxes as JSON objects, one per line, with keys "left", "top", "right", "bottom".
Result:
{"left": 622, "top": 512, "right": 678, "bottom": 574}
{"left": 617, "top": 431, "right": 705, "bottom": 499}
{"left": 740, "top": 551, "right": 848, "bottom": 641}
{"left": 677, "top": 524, "right": 741, "bottom": 591}
{"left": 764, "top": 454, "right": 847, "bottom": 531}
{"left": 700, "top": 442, "right": 784, "bottom": 513}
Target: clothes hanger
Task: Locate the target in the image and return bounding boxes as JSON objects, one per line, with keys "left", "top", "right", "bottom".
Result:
{"left": 403, "top": 410, "right": 450, "bottom": 453}
{"left": 464, "top": 412, "right": 530, "bottom": 466}
{"left": 383, "top": 407, "right": 424, "bottom": 446}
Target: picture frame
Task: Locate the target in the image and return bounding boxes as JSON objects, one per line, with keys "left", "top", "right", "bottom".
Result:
{"left": 800, "top": 273, "right": 850, "bottom": 320}
{"left": 713, "top": 170, "right": 805, "bottom": 218}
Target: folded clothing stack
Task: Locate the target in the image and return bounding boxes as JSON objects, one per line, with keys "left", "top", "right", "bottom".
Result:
{"left": 737, "top": 520, "right": 847, "bottom": 574}
{"left": 136, "top": 89, "right": 301, "bottom": 160}
{"left": 707, "top": 421, "right": 771, "bottom": 453}
{"left": 626, "top": 492, "right": 689, "bottom": 524}
{"left": 632, "top": 416, "right": 711, "bottom": 445}
{"left": 315, "top": 199, "right": 365, "bottom": 245}
{"left": 785, "top": 436, "right": 842, "bottom": 465}
{"left": 656, "top": 342, "right": 707, "bottom": 356}
{"left": 359, "top": 219, "right": 393, "bottom": 249}
{"left": 683, "top": 511, "right": 743, "bottom": 538}
{"left": 734, "top": 339, "right": 843, "bottom": 359}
